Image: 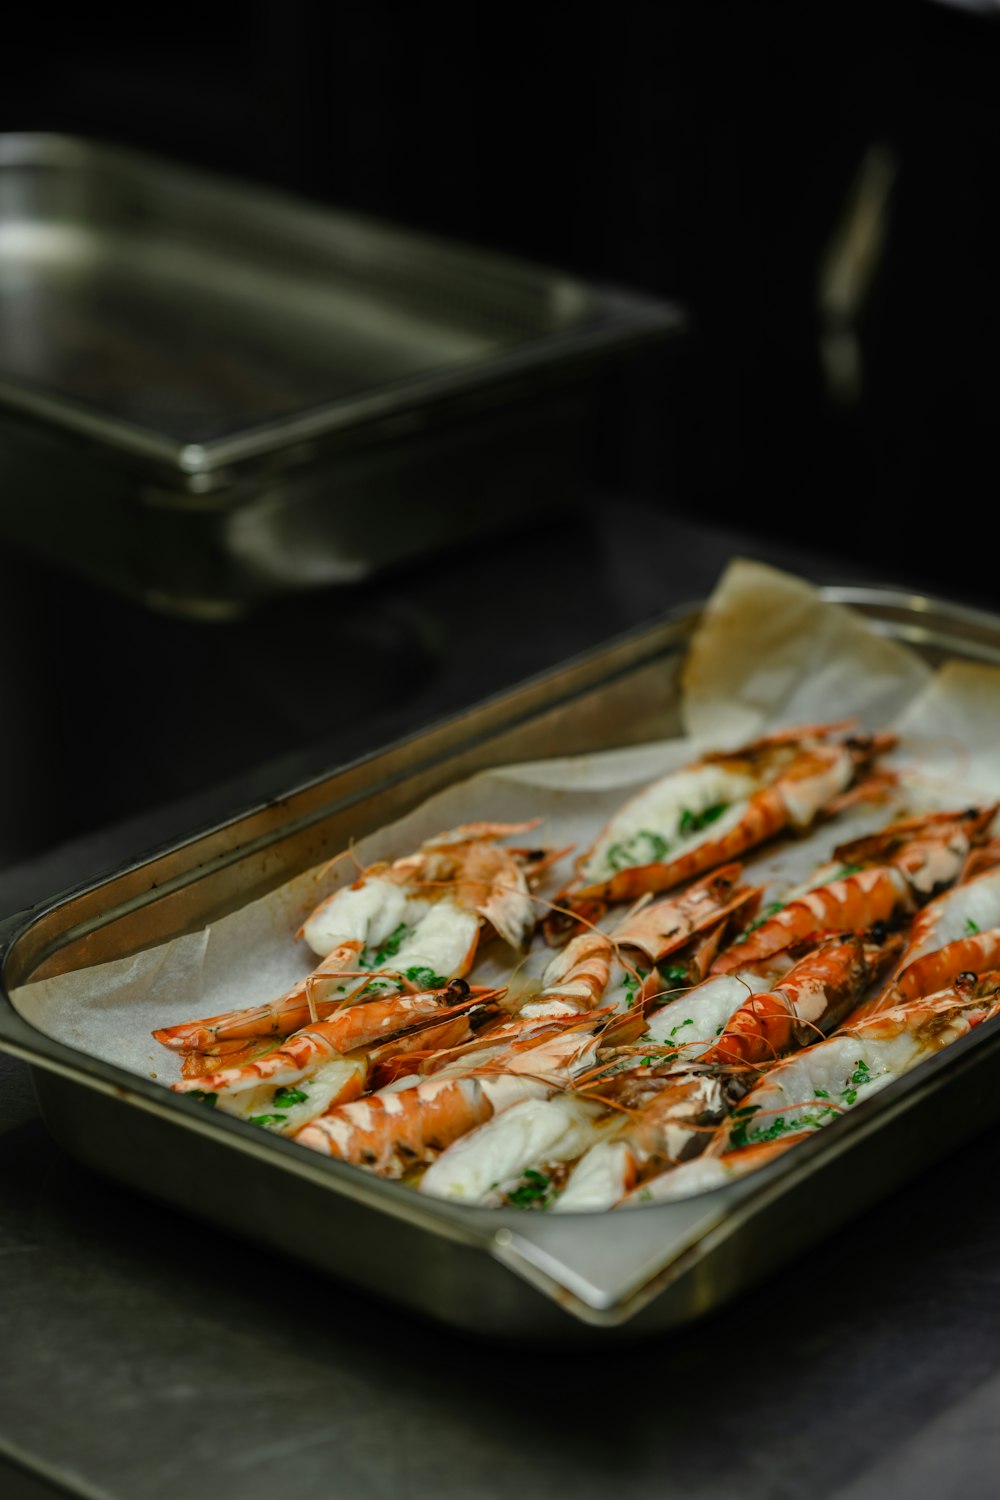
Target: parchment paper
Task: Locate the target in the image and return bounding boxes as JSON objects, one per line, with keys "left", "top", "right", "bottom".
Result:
{"left": 16, "top": 559, "right": 1000, "bottom": 1087}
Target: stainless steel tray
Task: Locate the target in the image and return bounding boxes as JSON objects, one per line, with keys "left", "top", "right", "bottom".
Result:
{"left": 0, "top": 134, "right": 682, "bottom": 615}
{"left": 3, "top": 585, "right": 1000, "bottom": 1343}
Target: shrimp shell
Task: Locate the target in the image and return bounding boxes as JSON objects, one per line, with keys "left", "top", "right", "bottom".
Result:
{"left": 172, "top": 988, "right": 495, "bottom": 1097}
{"left": 701, "top": 928, "right": 902, "bottom": 1068}
{"left": 711, "top": 867, "right": 908, "bottom": 974}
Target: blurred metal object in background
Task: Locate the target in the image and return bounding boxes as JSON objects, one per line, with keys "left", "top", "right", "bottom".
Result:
{"left": 0, "top": 136, "right": 683, "bottom": 617}
{"left": 818, "top": 143, "right": 897, "bottom": 406}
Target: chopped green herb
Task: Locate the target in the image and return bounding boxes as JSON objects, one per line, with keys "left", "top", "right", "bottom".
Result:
{"left": 403, "top": 966, "right": 448, "bottom": 989}
{"left": 679, "top": 802, "right": 728, "bottom": 836}
{"left": 188, "top": 1090, "right": 217, "bottom": 1107}
{"left": 840, "top": 1059, "right": 873, "bottom": 1107}
{"left": 640, "top": 1046, "right": 680, "bottom": 1066}
{"left": 727, "top": 1103, "right": 763, "bottom": 1149}
{"left": 360, "top": 978, "right": 394, "bottom": 997}
{"left": 833, "top": 864, "right": 864, "bottom": 880}
{"left": 965, "top": 918, "right": 981, "bottom": 936}
{"left": 249, "top": 1113, "right": 288, "bottom": 1128}
{"left": 745, "top": 1107, "right": 839, "bottom": 1145}
{"left": 669, "top": 1017, "right": 694, "bottom": 1039}
{"left": 814, "top": 1089, "right": 829, "bottom": 1099}
{"left": 638, "top": 1187, "right": 654, "bottom": 1203}
{"left": 622, "top": 966, "right": 650, "bottom": 1005}
{"left": 360, "top": 923, "right": 411, "bottom": 970}
{"left": 605, "top": 830, "right": 671, "bottom": 873}
{"left": 737, "top": 901, "right": 785, "bottom": 942}
{"left": 273, "top": 1087, "right": 309, "bottom": 1108}
{"left": 507, "top": 1167, "right": 553, "bottom": 1209}
{"left": 658, "top": 963, "right": 689, "bottom": 986}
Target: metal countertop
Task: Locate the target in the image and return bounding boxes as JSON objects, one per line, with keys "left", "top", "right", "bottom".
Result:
{"left": 3, "top": 498, "right": 1000, "bottom": 1499}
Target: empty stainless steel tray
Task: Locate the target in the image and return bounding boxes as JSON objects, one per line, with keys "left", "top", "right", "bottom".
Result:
{"left": 0, "top": 133, "right": 683, "bottom": 614}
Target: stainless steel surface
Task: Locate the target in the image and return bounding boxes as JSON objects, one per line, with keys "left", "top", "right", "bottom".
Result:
{"left": 0, "top": 134, "right": 682, "bottom": 614}
{"left": 1, "top": 584, "right": 996, "bottom": 1341}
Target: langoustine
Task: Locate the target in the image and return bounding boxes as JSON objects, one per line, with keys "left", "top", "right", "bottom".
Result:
{"left": 532, "top": 863, "right": 762, "bottom": 1016}
{"left": 711, "top": 805, "right": 997, "bottom": 976}
{"left": 852, "top": 862, "right": 1000, "bottom": 1018}
{"left": 547, "top": 1064, "right": 752, "bottom": 1213}
{"left": 545, "top": 722, "right": 894, "bottom": 941}
{"left": 302, "top": 819, "right": 547, "bottom": 958}
{"left": 153, "top": 821, "right": 551, "bottom": 1073}
{"left": 171, "top": 983, "right": 502, "bottom": 1135}
{"left": 147, "top": 731, "right": 1000, "bottom": 1217}
{"left": 295, "top": 1014, "right": 607, "bottom": 1175}
{"left": 707, "top": 976, "right": 1000, "bottom": 1157}
{"left": 549, "top": 929, "right": 901, "bottom": 1210}
{"left": 606, "top": 977, "right": 1000, "bottom": 1208}
{"left": 699, "top": 926, "right": 903, "bottom": 1068}
{"left": 619, "top": 1134, "right": 808, "bottom": 1207}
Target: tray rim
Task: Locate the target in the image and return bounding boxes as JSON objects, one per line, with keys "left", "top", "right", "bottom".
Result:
{"left": 4, "top": 580, "right": 1000, "bottom": 1327}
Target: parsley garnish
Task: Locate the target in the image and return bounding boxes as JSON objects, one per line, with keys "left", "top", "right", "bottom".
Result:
{"left": 638, "top": 1187, "right": 654, "bottom": 1203}
{"left": 622, "top": 967, "right": 650, "bottom": 1005}
{"left": 641, "top": 1047, "right": 680, "bottom": 1065}
{"left": 658, "top": 963, "right": 689, "bottom": 986}
{"left": 249, "top": 1113, "right": 288, "bottom": 1128}
{"left": 841, "top": 1058, "right": 873, "bottom": 1105}
{"left": 403, "top": 966, "right": 448, "bottom": 989}
{"left": 273, "top": 1087, "right": 309, "bottom": 1108}
{"left": 679, "top": 803, "right": 728, "bottom": 836}
{"left": 833, "top": 864, "right": 864, "bottom": 880}
{"left": 744, "top": 1108, "right": 838, "bottom": 1144}
{"left": 360, "top": 923, "right": 411, "bottom": 969}
{"left": 736, "top": 901, "right": 785, "bottom": 943}
{"left": 669, "top": 1017, "right": 694, "bottom": 1039}
{"left": 507, "top": 1168, "right": 553, "bottom": 1209}
{"left": 605, "top": 830, "right": 671, "bottom": 873}
{"left": 359, "top": 978, "right": 394, "bottom": 997}
{"left": 965, "top": 918, "right": 981, "bottom": 936}
{"left": 188, "top": 1090, "right": 217, "bottom": 1107}
{"left": 727, "top": 1103, "right": 762, "bottom": 1149}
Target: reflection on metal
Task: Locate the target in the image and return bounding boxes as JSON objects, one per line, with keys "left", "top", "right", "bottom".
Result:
{"left": 818, "top": 143, "right": 898, "bottom": 405}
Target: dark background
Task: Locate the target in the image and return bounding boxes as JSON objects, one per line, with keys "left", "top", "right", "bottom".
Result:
{"left": 6, "top": 1, "right": 998, "bottom": 570}
{"left": 1, "top": 1, "right": 999, "bottom": 867}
